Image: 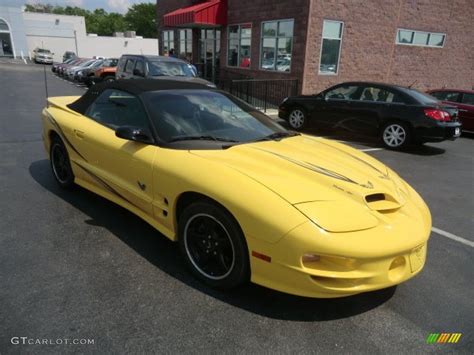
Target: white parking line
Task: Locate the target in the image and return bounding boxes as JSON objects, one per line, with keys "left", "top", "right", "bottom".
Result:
{"left": 431, "top": 227, "right": 474, "bottom": 248}
{"left": 360, "top": 148, "right": 383, "bottom": 152}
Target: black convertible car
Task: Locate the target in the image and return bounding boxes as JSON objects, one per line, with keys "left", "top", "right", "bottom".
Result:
{"left": 278, "top": 82, "right": 461, "bottom": 149}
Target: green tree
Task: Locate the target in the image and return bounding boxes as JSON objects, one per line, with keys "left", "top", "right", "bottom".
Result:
{"left": 124, "top": 3, "right": 157, "bottom": 38}
{"left": 24, "top": 2, "right": 156, "bottom": 38}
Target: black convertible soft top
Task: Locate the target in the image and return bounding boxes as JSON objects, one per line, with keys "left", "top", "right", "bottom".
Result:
{"left": 67, "top": 78, "right": 216, "bottom": 115}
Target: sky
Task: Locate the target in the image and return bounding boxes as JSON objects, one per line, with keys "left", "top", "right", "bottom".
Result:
{"left": 3, "top": 0, "right": 156, "bottom": 14}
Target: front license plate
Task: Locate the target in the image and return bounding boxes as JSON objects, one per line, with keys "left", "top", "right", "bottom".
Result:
{"left": 454, "top": 127, "right": 461, "bottom": 137}
{"left": 409, "top": 244, "right": 426, "bottom": 273}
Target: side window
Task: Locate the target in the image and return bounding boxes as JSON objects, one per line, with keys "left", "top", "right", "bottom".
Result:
{"left": 125, "top": 59, "right": 135, "bottom": 73}
{"left": 461, "top": 93, "right": 474, "bottom": 105}
{"left": 117, "top": 58, "right": 126, "bottom": 73}
{"left": 325, "top": 85, "right": 361, "bottom": 100}
{"left": 431, "top": 91, "right": 460, "bottom": 102}
{"left": 134, "top": 60, "right": 145, "bottom": 76}
{"left": 360, "top": 87, "right": 398, "bottom": 103}
{"left": 85, "top": 89, "right": 149, "bottom": 130}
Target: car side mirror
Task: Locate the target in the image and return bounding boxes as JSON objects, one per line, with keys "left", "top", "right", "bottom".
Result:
{"left": 133, "top": 69, "right": 145, "bottom": 77}
{"left": 115, "top": 126, "right": 153, "bottom": 144}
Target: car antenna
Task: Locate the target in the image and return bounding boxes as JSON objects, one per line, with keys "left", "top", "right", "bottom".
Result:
{"left": 42, "top": 41, "right": 49, "bottom": 107}
{"left": 408, "top": 79, "right": 417, "bottom": 89}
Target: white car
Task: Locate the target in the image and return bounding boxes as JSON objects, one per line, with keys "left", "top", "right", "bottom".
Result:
{"left": 33, "top": 48, "right": 53, "bottom": 64}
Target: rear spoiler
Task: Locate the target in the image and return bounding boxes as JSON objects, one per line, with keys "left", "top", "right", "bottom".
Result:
{"left": 47, "top": 96, "right": 82, "bottom": 115}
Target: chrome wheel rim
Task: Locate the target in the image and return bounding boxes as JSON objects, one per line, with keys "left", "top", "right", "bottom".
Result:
{"left": 184, "top": 213, "right": 235, "bottom": 280}
{"left": 289, "top": 109, "right": 305, "bottom": 129}
{"left": 51, "top": 143, "right": 70, "bottom": 183}
{"left": 383, "top": 124, "right": 406, "bottom": 147}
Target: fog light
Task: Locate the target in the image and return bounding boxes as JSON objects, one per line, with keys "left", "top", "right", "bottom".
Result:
{"left": 302, "top": 254, "right": 320, "bottom": 262}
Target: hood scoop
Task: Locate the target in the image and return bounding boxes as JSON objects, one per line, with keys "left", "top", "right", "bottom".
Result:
{"left": 365, "top": 193, "right": 402, "bottom": 212}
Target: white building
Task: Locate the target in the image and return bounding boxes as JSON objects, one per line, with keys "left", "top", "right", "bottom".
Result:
{"left": 0, "top": 5, "right": 159, "bottom": 62}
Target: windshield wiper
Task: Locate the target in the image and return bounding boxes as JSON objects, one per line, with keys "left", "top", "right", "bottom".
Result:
{"left": 168, "top": 135, "right": 239, "bottom": 143}
{"left": 253, "top": 131, "right": 300, "bottom": 142}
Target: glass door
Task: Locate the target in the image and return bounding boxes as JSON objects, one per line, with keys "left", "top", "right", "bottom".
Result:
{"left": 198, "top": 29, "right": 221, "bottom": 83}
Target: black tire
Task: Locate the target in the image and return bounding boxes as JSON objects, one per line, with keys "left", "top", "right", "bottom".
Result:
{"left": 288, "top": 107, "right": 307, "bottom": 130}
{"left": 104, "top": 76, "right": 115, "bottom": 83}
{"left": 50, "top": 136, "right": 75, "bottom": 188}
{"left": 381, "top": 121, "right": 411, "bottom": 149}
{"left": 178, "top": 201, "right": 250, "bottom": 289}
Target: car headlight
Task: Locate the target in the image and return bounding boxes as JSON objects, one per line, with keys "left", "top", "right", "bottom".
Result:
{"left": 78, "top": 71, "right": 83, "bottom": 75}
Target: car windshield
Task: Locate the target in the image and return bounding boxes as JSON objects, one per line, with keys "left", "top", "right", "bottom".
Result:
{"left": 37, "top": 49, "right": 51, "bottom": 54}
{"left": 91, "top": 60, "right": 103, "bottom": 68}
{"left": 142, "top": 90, "right": 289, "bottom": 145}
{"left": 79, "top": 60, "right": 96, "bottom": 67}
{"left": 148, "top": 61, "right": 196, "bottom": 77}
{"left": 103, "top": 58, "right": 118, "bottom": 67}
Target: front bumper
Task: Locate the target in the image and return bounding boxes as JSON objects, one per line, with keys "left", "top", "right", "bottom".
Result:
{"left": 278, "top": 106, "right": 290, "bottom": 120}
{"left": 247, "top": 184, "right": 431, "bottom": 298}
{"left": 35, "top": 57, "right": 53, "bottom": 64}
{"left": 417, "top": 121, "right": 462, "bottom": 142}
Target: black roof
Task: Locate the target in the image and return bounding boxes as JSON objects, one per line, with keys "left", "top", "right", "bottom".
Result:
{"left": 68, "top": 78, "right": 215, "bottom": 114}
{"left": 120, "top": 54, "right": 186, "bottom": 63}
{"left": 331, "top": 81, "right": 409, "bottom": 90}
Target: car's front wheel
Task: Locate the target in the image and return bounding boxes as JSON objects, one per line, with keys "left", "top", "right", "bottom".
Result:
{"left": 288, "top": 108, "right": 307, "bottom": 130}
{"left": 104, "top": 76, "right": 115, "bottom": 83}
{"left": 381, "top": 122, "right": 411, "bottom": 149}
{"left": 178, "top": 201, "right": 250, "bottom": 289}
{"left": 50, "top": 136, "right": 75, "bottom": 188}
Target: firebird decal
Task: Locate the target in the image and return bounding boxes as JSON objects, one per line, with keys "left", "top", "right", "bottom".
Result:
{"left": 305, "top": 137, "right": 390, "bottom": 180}
{"left": 47, "top": 114, "right": 87, "bottom": 162}
{"left": 72, "top": 161, "right": 145, "bottom": 213}
{"left": 254, "top": 148, "right": 374, "bottom": 189}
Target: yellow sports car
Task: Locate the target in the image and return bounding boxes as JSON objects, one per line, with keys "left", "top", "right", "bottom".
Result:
{"left": 41, "top": 79, "right": 431, "bottom": 298}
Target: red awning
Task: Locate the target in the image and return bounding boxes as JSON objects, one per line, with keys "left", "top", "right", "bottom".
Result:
{"left": 163, "top": 0, "right": 227, "bottom": 27}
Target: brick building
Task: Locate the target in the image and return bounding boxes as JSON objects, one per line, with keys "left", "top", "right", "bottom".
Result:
{"left": 156, "top": 0, "right": 473, "bottom": 95}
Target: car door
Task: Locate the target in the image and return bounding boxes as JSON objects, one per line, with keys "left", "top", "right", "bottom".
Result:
{"left": 132, "top": 59, "right": 146, "bottom": 78}
{"left": 459, "top": 93, "right": 474, "bottom": 132}
{"left": 315, "top": 84, "right": 363, "bottom": 131}
{"left": 82, "top": 89, "right": 156, "bottom": 216}
{"left": 343, "top": 85, "right": 399, "bottom": 137}
{"left": 119, "top": 58, "right": 135, "bottom": 79}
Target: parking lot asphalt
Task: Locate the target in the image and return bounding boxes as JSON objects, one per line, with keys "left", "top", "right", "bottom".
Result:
{"left": 0, "top": 62, "right": 473, "bottom": 354}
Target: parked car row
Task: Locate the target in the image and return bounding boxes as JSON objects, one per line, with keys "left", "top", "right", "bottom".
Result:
{"left": 52, "top": 56, "right": 118, "bottom": 87}
{"left": 278, "top": 82, "right": 469, "bottom": 149}
{"left": 51, "top": 54, "right": 204, "bottom": 88}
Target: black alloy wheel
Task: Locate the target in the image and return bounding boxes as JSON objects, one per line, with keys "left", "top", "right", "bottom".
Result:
{"left": 50, "top": 137, "right": 75, "bottom": 188}
{"left": 178, "top": 201, "right": 250, "bottom": 289}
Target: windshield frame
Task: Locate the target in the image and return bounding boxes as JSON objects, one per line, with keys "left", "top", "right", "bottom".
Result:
{"left": 140, "top": 89, "right": 289, "bottom": 150}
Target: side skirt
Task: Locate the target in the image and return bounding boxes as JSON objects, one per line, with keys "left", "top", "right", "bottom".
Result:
{"left": 74, "top": 177, "right": 176, "bottom": 241}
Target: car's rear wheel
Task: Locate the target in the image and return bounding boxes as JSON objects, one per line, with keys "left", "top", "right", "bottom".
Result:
{"left": 178, "top": 201, "right": 250, "bottom": 289}
{"left": 381, "top": 122, "right": 411, "bottom": 149}
{"left": 50, "top": 136, "right": 75, "bottom": 188}
{"left": 288, "top": 108, "right": 307, "bottom": 130}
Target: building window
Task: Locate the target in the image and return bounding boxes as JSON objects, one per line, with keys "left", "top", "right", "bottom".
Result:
{"left": 260, "top": 19, "right": 293, "bottom": 72}
{"left": 162, "top": 30, "right": 174, "bottom": 54}
{"left": 227, "top": 24, "right": 251, "bottom": 68}
{"left": 396, "top": 29, "right": 445, "bottom": 47}
{"left": 319, "top": 20, "right": 344, "bottom": 75}
{"left": 179, "top": 29, "right": 192, "bottom": 62}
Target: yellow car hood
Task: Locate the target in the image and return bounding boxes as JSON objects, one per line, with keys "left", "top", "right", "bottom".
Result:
{"left": 191, "top": 135, "right": 409, "bottom": 232}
